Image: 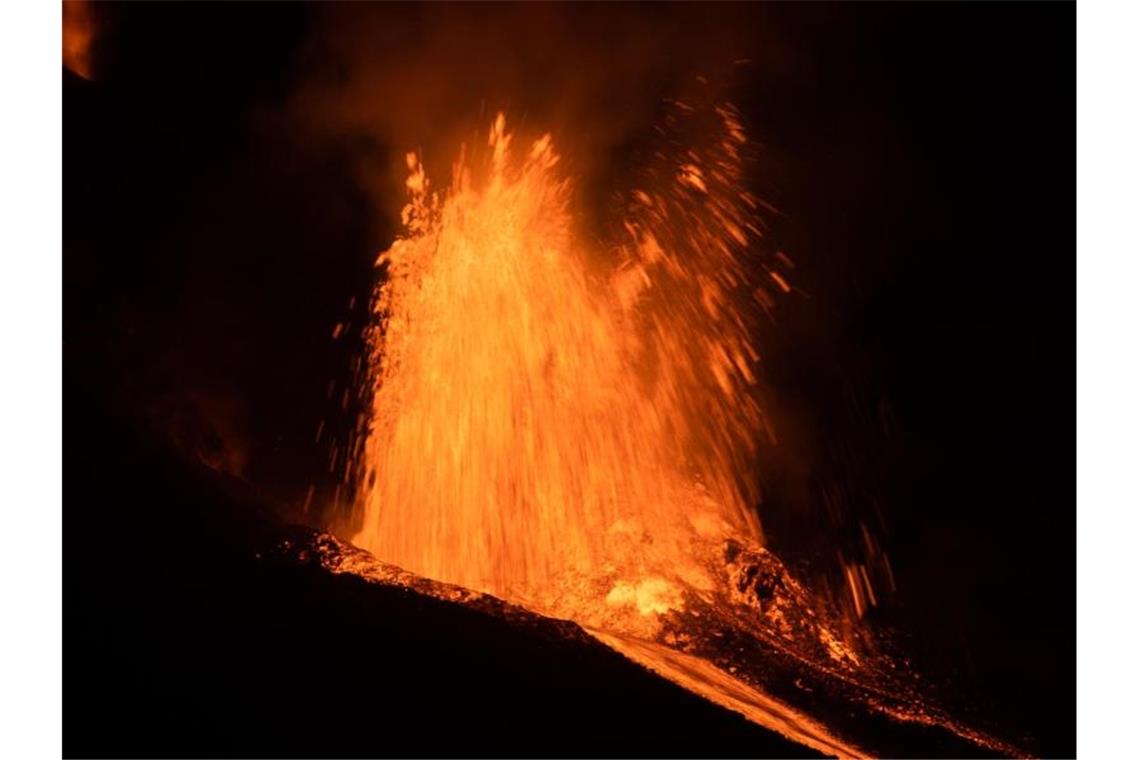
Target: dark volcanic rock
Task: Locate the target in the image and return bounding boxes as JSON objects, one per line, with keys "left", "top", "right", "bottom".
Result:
{"left": 65, "top": 411, "right": 820, "bottom": 758}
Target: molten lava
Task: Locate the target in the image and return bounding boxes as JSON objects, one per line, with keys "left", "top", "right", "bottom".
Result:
{"left": 352, "top": 104, "right": 773, "bottom": 628}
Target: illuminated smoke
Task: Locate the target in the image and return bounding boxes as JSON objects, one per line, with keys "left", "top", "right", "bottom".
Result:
{"left": 63, "top": 0, "right": 95, "bottom": 80}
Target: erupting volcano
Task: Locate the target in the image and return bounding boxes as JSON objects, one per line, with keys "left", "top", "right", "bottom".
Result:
{"left": 62, "top": 3, "right": 1076, "bottom": 757}
{"left": 324, "top": 103, "right": 1014, "bottom": 756}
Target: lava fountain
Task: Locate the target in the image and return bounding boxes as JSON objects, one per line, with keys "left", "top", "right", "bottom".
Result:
{"left": 352, "top": 102, "right": 775, "bottom": 626}
{"left": 330, "top": 100, "right": 1016, "bottom": 757}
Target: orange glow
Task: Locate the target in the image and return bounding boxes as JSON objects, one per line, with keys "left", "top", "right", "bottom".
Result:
{"left": 352, "top": 104, "right": 773, "bottom": 628}
{"left": 330, "top": 101, "right": 1016, "bottom": 757}
{"left": 63, "top": 1, "right": 95, "bottom": 80}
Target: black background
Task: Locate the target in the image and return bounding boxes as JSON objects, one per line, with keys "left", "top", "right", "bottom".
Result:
{"left": 66, "top": 2, "right": 1074, "bottom": 756}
